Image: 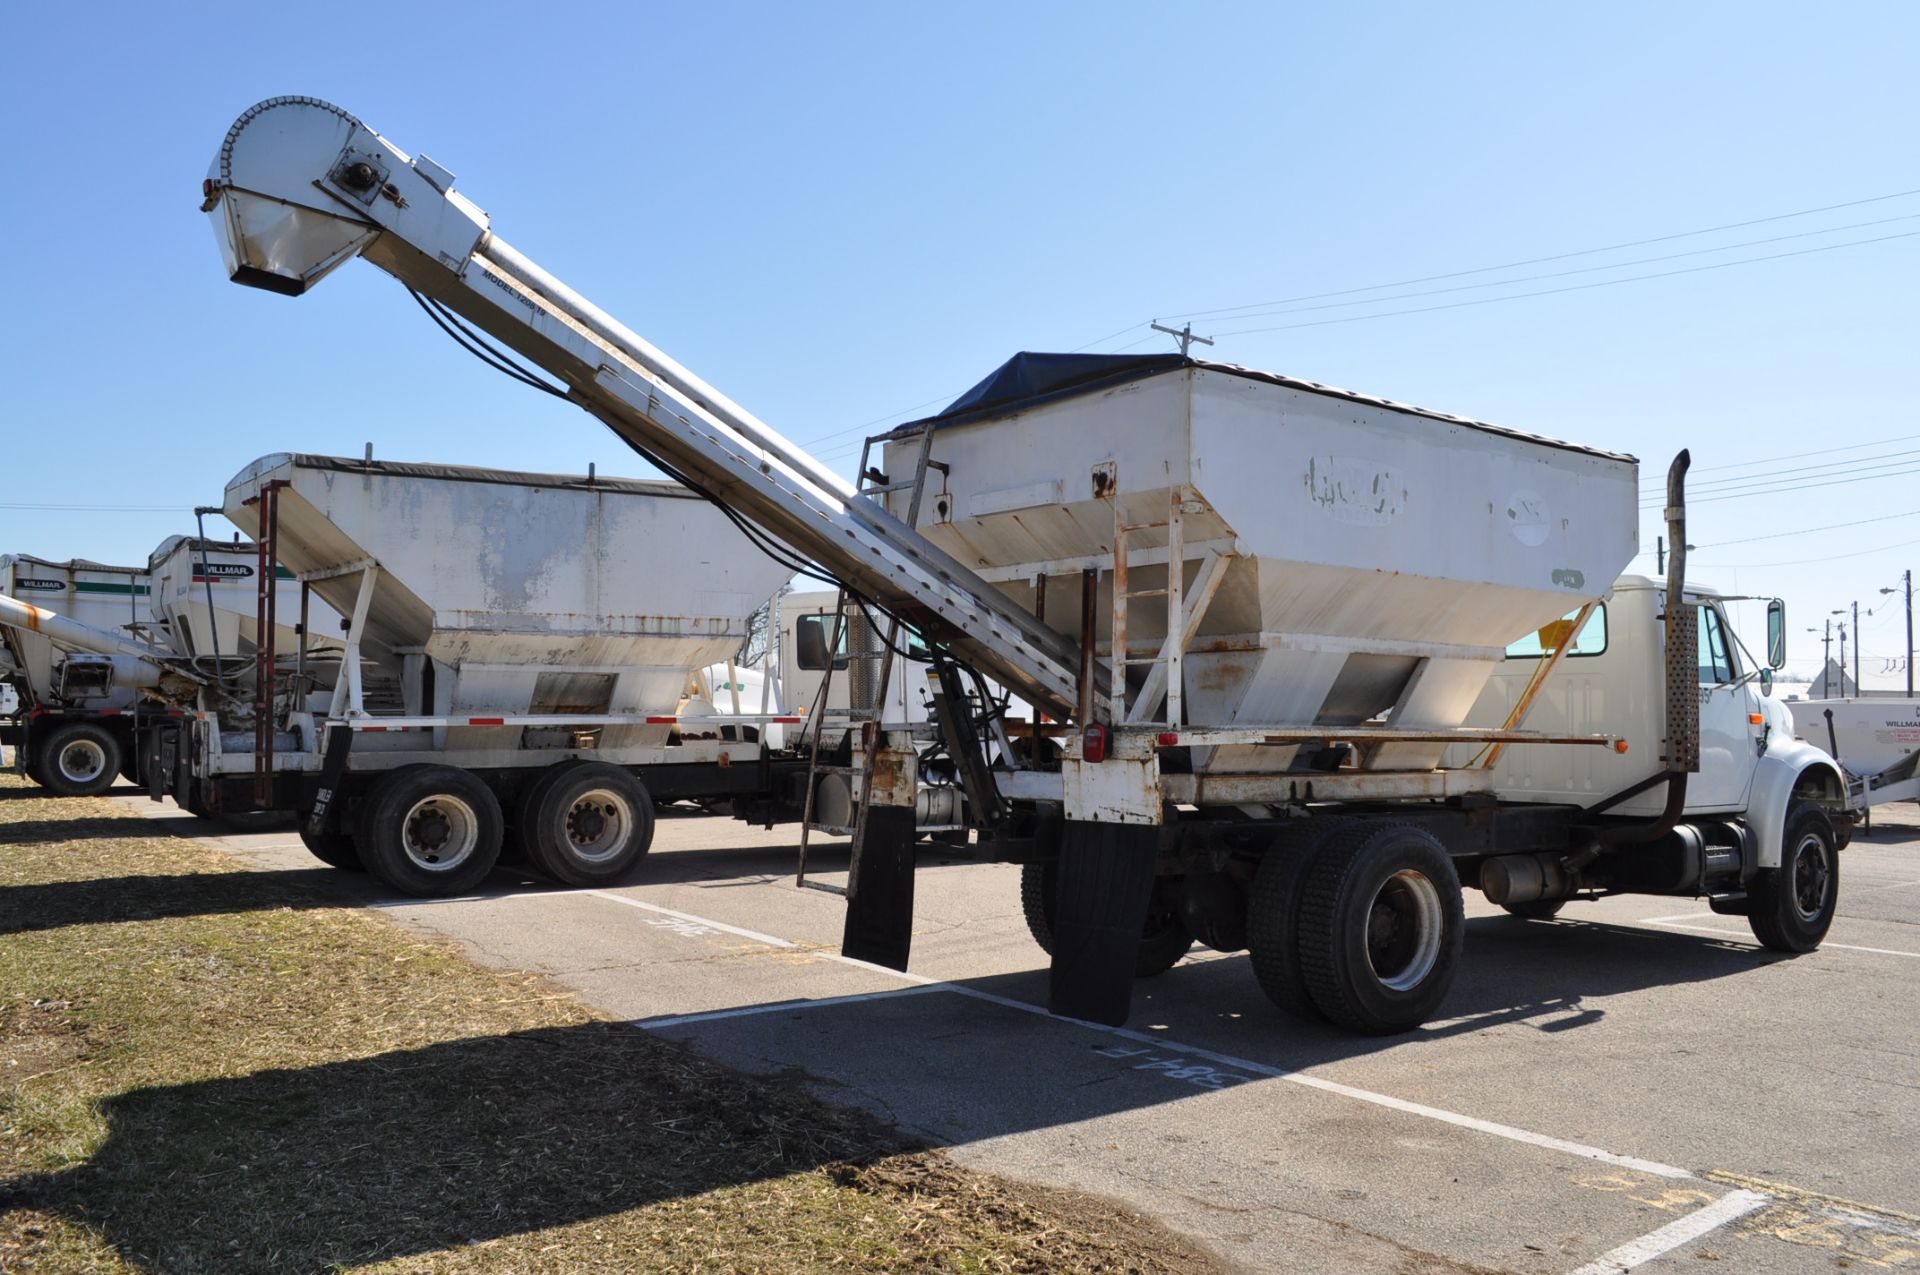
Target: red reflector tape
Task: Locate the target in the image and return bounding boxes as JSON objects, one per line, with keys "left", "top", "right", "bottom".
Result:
{"left": 99, "top": 709, "right": 120, "bottom": 717}
{"left": 773, "top": 717, "right": 802, "bottom": 723}
{"left": 645, "top": 716, "right": 678, "bottom": 724}
{"left": 362, "top": 726, "right": 388, "bottom": 732}
{"left": 466, "top": 717, "right": 506, "bottom": 726}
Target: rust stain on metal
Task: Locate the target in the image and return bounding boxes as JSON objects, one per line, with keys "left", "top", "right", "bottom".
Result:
{"left": 870, "top": 748, "right": 905, "bottom": 793}
{"left": 1091, "top": 461, "right": 1117, "bottom": 500}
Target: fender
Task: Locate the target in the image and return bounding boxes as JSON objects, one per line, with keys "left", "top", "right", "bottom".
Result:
{"left": 1745, "top": 738, "right": 1845, "bottom": 869}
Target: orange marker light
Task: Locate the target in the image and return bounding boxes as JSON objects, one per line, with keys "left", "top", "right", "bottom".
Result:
{"left": 1749, "top": 713, "right": 1765, "bottom": 725}
{"left": 1614, "top": 740, "right": 1630, "bottom": 753}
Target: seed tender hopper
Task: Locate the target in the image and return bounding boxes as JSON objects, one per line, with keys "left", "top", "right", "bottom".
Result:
{"left": 201, "top": 96, "right": 1853, "bottom": 1034}
{"left": 136, "top": 452, "right": 802, "bottom": 895}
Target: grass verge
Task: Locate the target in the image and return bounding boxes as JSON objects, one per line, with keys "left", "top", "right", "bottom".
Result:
{"left": 0, "top": 774, "right": 1226, "bottom": 1273}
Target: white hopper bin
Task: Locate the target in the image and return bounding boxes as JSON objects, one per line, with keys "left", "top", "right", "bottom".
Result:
{"left": 147, "top": 535, "right": 342, "bottom": 673}
{"left": 222, "top": 454, "right": 792, "bottom": 752}
{"left": 881, "top": 355, "right": 1639, "bottom": 776}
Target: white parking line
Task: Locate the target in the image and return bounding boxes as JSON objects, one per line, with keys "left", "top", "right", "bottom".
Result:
{"left": 588, "top": 891, "right": 1699, "bottom": 1181}
{"left": 1640, "top": 913, "right": 1920, "bottom": 959}
{"left": 582, "top": 889, "right": 802, "bottom": 949}
{"left": 640, "top": 985, "right": 944, "bottom": 1029}
{"left": 1567, "top": 1189, "right": 1768, "bottom": 1274}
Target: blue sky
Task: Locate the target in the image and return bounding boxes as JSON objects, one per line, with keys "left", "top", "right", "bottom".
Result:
{"left": 1, "top": 2, "right": 1915, "bottom": 679}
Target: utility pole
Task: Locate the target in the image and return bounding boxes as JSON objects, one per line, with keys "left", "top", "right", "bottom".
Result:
{"left": 1885, "top": 570, "right": 1913, "bottom": 696}
{"left": 1821, "top": 619, "right": 1832, "bottom": 695}
{"left": 1151, "top": 322, "right": 1215, "bottom": 358}
{"left": 1854, "top": 599, "right": 1861, "bottom": 694}
{"left": 1833, "top": 615, "right": 1848, "bottom": 697}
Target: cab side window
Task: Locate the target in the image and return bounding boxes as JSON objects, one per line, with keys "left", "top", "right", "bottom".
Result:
{"left": 1697, "top": 604, "right": 1734, "bottom": 684}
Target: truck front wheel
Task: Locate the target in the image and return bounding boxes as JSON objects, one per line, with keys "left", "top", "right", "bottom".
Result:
{"left": 1748, "top": 801, "right": 1838, "bottom": 953}
{"left": 1297, "top": 823, "right": 1464, "bottom": 1035}
{"left": 37, "top": 721, "right": 121, "bottom": 797}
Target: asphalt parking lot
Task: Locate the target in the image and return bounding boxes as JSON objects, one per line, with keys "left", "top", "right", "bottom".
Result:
{"left": 111, "top": 792, "right": 1920, "bottom": 1274}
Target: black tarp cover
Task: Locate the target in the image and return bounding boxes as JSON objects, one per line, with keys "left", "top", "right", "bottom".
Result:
{"left": 879, "top": 351, "right": 1633, "bottom": 461}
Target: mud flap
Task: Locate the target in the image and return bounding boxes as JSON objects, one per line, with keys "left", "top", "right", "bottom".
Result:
{"left": 841, "top": 805, "right": 917, "bottom": 970}
{"left": 305, "top": 724, "right": 354, "bottom": 839}
{"left": 1048, "top": 820, "right": 1159, "bottom": 1026}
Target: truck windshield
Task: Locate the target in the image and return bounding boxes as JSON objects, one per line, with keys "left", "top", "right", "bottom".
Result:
{"left": 1504, "top": 605, "right": 1607, "bottom": 659}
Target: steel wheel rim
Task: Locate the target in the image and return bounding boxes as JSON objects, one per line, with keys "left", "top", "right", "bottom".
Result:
{"left": 1790, "top": 832, "right": 1832, "bottom": 923}
{"left": 1367, "top": 869, "right": 1443, "bottom": 992}
{"left": 401, "top": 795, "right": 480, "bottom": 871}
{"left": 563, "top": 787, "right": 632, "bottom": 864}
{"left": 58, "top": 739, "right": 107, "bottom": 784}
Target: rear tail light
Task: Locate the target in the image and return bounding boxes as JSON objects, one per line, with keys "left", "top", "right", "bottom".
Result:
{"left": 1082, "top": 723, "right": 1109, "bottom": 763}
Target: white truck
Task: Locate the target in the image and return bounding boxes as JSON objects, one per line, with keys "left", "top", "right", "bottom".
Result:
{"left": 201, "top": 97, "right": 1851, "bottom": 1034}
{"left": 1, "top": 542, "right": 325, "bottom": 796}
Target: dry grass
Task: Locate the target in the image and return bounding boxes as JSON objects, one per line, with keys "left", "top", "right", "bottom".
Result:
{"left": 0, "top": 775, "right": 1226, "bottom": 1273}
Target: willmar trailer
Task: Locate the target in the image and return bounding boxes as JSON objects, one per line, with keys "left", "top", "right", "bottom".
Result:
{"left": 201, "top": 96, "right": 1851, "bottom": 1034}
{"left": 1786, "top": 696, "right": 1920, "bottom": 820}
{"left": 1, "top": 541, "right": 331, "bottom": 796}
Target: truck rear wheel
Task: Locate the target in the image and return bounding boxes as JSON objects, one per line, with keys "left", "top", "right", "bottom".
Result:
{"left": 526, "top": 763, "right": 655, "bottom": 887}
{"left": 298, "top": 822, "right": 364, "bottom": 871}
{"left": 37, "top": 721, "right": 121, "bottom": 797}
{"left": 1748, "top": 801, "right": 1838, "bottom": 953}
{"left": 1019, "top": 861, "right": 1192, "bottom": 978}
{"left": 1297, "top": 823, "right": 1464, "bottom": 1035}
{"left": 506, "top": 760, "right": 586, "bottom": 865}
{"left": 357, "top": 764, "right": 504, "bottom": 897}
{"left": 1246, "top": 820, "right": 1353, "bottom": 1021}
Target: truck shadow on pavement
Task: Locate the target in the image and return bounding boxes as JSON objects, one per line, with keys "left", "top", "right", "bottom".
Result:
{"left": 639, "top": 913, "right": 1787, "bottom": 1136}
{"left": 0, "top": 1022, "right": 913, "bottom": 1274}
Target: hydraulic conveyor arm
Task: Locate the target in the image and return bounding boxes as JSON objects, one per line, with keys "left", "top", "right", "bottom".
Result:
{"left": 201, "top": 97, "right": 1085, "bottom": 719}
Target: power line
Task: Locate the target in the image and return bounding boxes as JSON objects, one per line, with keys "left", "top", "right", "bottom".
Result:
{"left": 1176, "top": 213, "right": 1920, "bottom": 327}
{"left": 1212, "top": 231, "right": 1920, "bottom": 339}
{"left": 1639, "top": 431, "right": 1920, "bottom": 490}
{"left": 0, "top": 501, "right": 189, "bottom": 512}
{"left": 1645, "top": 447, "right": 1920, "bottom": 499}
{"left": 1699, "top": 533, "right": 1920, "bottom": 569}
{"left": 1678, "top": 509, "right": 1920, "bottom": 550}
{"left": 1641, "top": 456, "right": 1920, "bottom": 508}
{"left": 1163, "top": 186, "right": 1920, "bottom": 321}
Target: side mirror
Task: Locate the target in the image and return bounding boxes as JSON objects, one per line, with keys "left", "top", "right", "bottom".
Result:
{"left": 794, "top": 617, "right": 831, "bottom": 671}
{"left": 1760, "top": 668, "right": 1774, "bottom": 695}
{"left": 1766, "top": 599, "right": 1786, "bottom": 670}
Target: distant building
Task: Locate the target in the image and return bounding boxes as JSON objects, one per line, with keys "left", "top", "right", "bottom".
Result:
{"left": 1804, "top": 655, "right": 1913, "bottom": 699}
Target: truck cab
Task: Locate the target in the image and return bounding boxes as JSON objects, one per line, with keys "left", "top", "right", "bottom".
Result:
{"left": 1464, "top": 574, "right": 1847, "bottom": 867}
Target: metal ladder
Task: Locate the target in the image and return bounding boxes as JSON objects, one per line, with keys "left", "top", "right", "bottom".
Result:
{"left": 795, "top": 422, "right": 944, "bottom": 892}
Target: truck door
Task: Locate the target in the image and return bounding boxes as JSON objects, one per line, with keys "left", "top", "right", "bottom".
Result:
{"left": 1689, "top": 601, "right": 1760, "bottom": 810}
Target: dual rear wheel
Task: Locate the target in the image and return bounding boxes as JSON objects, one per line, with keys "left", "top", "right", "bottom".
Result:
{"left": 1248, "top": 822, "right": 1464, "bottom": 1035}
{"left": 296, "top": 762, "right": 658, "bottom": 897}
{"left": 510, "top": 761, "right": 656, "bottom": 887}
